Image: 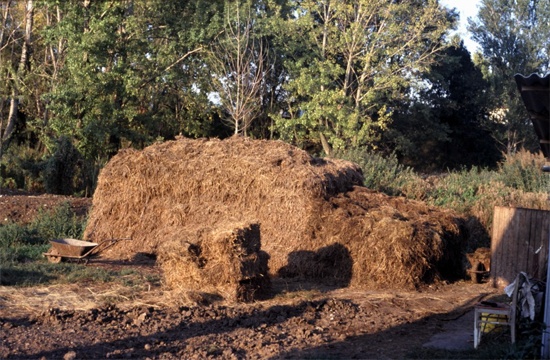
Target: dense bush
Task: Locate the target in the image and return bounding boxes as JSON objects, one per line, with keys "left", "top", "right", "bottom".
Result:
{"left": 0, "top": 138, "right": 104, "bottom": 196}
{"left": 0, "top": 144, "right": 45, "bottom": 192}
{"left": 498, "top": 149, "right": 550, "bottom": 193}
{"left": 333, "top": 147, "right": 424, "bottom": 197}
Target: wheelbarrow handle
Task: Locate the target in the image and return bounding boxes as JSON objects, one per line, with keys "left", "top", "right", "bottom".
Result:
{"left": 87, "top": 237, "right": 132, "bottom": 257}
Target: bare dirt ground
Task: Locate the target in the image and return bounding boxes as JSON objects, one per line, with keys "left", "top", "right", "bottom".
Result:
{"left": 0, "top": 193, "right": 499, "bottom": 359}
{"left": 0, "top": 189, "right": 91, "bottom": 225}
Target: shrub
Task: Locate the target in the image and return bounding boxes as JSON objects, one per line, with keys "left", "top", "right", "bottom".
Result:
{"left": 425, "top": 167, "right": 497, "bottom": 213}
{"left": 0, "top": 144, "right": 45, "bottom": 192}
{"left": 497, "top": 149, "right": 550, "bottom": 193}
{"left": 333, "top": 148, "right": 550, "bottom": 251}
{"left": 0, "top": 137, "right": 104, "bottom": 196}
{"left": 42, "top": 136, "right": 82, "bottom": 195}
{"left": 29, "top": 201, "right": 86, "bottom": 241}
{"left": 333, "top": 147, "right": 422, "bottom": 197}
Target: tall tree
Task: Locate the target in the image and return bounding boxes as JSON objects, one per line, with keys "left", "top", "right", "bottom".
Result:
{"left": 207, "top": 1, "right": 269, "bottom": 136}
{"left": 386, "top": 40, "right": 501, "bottom": 170}
{"left": 468, "top": 0, "right": 550, "bottom": 154}
{"left": 272, "top": 0, "right": 453, "bottom": 154}
{"left": 43, "top": 0, "right": 223, "bottom": 161}
{"left": 1, "top": 0, "right": 33, "bottom": 152}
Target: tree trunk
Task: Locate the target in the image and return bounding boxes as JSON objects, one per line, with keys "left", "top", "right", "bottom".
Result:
{"left": 320, "top": 132, "right": 333, "bottom": 157}
{"left": 2, "top": 0, "right": 33, "bottom": 144}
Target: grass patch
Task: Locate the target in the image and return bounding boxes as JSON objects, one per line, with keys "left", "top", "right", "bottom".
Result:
{"left": 0, "top": 200, "right": 161, "bottom": 293}
{"left": 0, "top": 202, "right": 95, "bottom": 286}
{"left": 0, "top": 262, "right": 117, "bottom": 286}
{"left": 333, "top": 147, "right": 423, "bottom": 197}
{"left": 0, "top": 260, "right": 160, "bottom": 289}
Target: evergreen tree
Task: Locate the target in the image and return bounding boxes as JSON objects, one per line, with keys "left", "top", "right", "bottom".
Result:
{"left": 386, "top": 40, "right": 501, "bottom": 170}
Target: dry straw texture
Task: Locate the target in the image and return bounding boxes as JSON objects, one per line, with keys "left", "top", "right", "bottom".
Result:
{"left": 85, "top": 136, "right": 465, "bottom": 291}
{"left": 157, "top": 221, "right": 270, "bottom": 302}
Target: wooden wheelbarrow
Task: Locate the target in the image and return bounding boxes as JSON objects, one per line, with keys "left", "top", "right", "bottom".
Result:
{"left": 43, "top": 238, "right": 130, "bottom": 263}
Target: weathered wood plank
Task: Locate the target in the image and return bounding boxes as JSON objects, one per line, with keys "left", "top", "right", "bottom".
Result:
{"left": 491, "top": 206, "right": 550, "bottom": 289}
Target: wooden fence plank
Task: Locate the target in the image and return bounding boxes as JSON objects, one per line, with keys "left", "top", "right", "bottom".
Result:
{"left": 491, "top": 206, "right": 550, "bottom": 288}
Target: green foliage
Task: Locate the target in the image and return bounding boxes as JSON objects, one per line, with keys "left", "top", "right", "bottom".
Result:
{"left": 272, "top": 0, "right": 453, "bottom": 153}
{"left": 386, "top": 41, "right": 501, "bottom": 170}
{"left": 42, "top": 136, "right": 82, "bottom": 195}
{"left": 333, "top": 147, "right": 421, "bottom": 197}
{"left": 0, "top": 223, "right": 37, "bottom": 248}
{"left": 426, "top": 167, "right": 496, "bottom": 213}
{"left": 0, "top": 202, "right": 86, "bottom": 264}
{"left": 468, "top": 0, "right": 550, "bottom": 154}
{"left": 41, "top": 0, "right": 223, "bottom": 162}
{"left": 0, "top": 136, "right": 104, "bottom": 196}
{"left": 0, "top": 201, "right": 107, "bottom": 286}
{"left": 0, "top": 262, "right": 118, "bottom": 286}
{"left": 497, "top": 149, "right": 550, "bottom": 193}
{"left": 30, "top": 202, "right": 86, "bottom": 241}
{"left": 1, "top": 0, "right": 547, "bottom": 188}
{"left": 0, "top": 144, "right": 46, "bottom": 192}
{"left": 335, "top": 149, "right": 550, "bottom": 242}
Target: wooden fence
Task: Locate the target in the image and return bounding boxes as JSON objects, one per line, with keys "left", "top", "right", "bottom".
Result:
{"left": 490, "top": 206, "right": 550, "bottom": 289}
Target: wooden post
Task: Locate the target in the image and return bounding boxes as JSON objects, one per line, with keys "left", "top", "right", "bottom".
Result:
{"left": 542, "top": 226, "right": 550, "bottom": 359}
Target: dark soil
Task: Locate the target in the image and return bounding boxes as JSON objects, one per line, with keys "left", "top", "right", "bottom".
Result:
{"left": 0, "top": 190, "right": 91, "bottom": 225}
{"left": 0, "top": 280, "right": 495, "bottom": 359}
{"left": 0, "top": 193, "right": 498, "bottom": 359}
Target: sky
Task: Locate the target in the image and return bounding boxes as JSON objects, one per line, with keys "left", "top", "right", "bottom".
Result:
{"left": 440, "top": 0, "right": 482, "bottom": 54}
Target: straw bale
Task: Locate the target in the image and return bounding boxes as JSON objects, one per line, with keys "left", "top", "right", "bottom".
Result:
{"left": 85, "top": 136, "right": 466, "bottom": 290}
{"left": 157, "top": 221, "right": 270, "bottom": 302}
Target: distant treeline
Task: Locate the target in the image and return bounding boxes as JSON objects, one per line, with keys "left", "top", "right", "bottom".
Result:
{"left": 0, "top": 0, "right": 549, "bottom": 194}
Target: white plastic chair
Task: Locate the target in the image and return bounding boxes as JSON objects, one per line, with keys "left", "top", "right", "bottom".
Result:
{"left": 473, "top": 273, "right": 525, "bottom": 349}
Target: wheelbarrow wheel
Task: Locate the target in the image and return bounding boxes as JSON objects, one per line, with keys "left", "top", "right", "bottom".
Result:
{"left": 47, "top": 249, "right": 63, "bottom": 263}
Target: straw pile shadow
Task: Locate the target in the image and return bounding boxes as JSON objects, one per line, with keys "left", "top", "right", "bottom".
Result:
{"left": 84, "top": 137, "right": 466, "bottom": 300}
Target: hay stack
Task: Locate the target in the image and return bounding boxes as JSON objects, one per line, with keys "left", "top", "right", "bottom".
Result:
{"left": 84, "top": 136, "right": 362, "bottom": 268}
{"left": 290, "top": 187, "right": 466, "bottom": 288}
{"left": 85, "top": 136, "right": 466, "bottom": 290}
{"left": 157, "top": 221, "right": 270, "bottom": 302}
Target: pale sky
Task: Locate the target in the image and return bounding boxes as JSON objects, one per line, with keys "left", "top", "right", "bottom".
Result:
{"left": 440, "top": 0, "right": 482, "bottom": 54}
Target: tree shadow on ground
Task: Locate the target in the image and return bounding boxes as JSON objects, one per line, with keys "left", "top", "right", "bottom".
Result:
{"left": 0, "top": 266, "right": 55, "bottom": 286}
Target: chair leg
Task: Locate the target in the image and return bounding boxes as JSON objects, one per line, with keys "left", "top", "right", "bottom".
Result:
{"left": 474, "top": 309, "right": 480, "bottom": 349}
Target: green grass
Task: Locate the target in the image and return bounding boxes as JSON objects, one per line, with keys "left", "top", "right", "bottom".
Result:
{"left": 0, "top": 262, "right": 117, "bottom": 286}
{"left": 0, "top": 202, "right": 113, "bottom": 287}
{"left": 333, "top": 147, "right": 422, "bottom": 197}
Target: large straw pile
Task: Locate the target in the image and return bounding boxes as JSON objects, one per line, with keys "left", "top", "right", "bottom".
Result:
{"left": 282, "top": 187, "right": 466, "bottom": 288}
{"left": 84, "top": 136, "right": 466, "bottom": 292}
